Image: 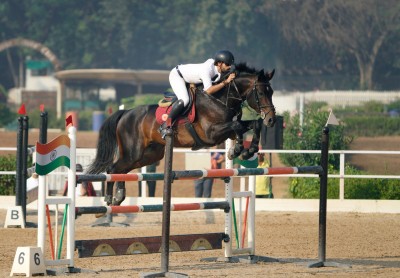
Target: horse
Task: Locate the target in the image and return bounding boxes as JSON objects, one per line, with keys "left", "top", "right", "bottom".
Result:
{"left": 86, "top": 63, "right": 276, "bottom": 205}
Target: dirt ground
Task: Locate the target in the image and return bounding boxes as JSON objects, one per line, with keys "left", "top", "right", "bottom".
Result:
{"left": 1, "top": 209, "right": 400, "bottom": 277}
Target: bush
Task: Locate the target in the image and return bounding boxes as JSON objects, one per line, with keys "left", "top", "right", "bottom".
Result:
{"left": 289, "top": 164, "right": 400, "bottom": 200}
{"left": 280, "top": 105, "right": 352, "bottom": 170}
{"left": 0, "top": 155, "right": 17, "bottom": 195}
{"left": 343, "top": 116, "right": 400, "bottom": 136}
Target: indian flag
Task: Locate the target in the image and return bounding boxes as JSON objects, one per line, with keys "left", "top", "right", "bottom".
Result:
{"left": 35, "top": 135, "right": 70, "bottom": 175}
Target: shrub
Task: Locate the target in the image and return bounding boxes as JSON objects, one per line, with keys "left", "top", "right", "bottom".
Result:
{"left": 289, "top": 164, "right": 400, "bottom": 200}
{"left": 0, "top": 155, "right": 17, "bottom": 195}
{"left": 280, "top": 106, "right": 352, "bottom": 170}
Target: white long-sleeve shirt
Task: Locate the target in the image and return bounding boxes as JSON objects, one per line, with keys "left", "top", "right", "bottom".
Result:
{"left": 176, "top": 59, "right": 221, "bottom": 90}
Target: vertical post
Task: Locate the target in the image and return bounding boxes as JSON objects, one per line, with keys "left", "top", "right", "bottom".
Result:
{"left": 15, "top": 117, "right": 23, "bottom": 207}
{"left": 160, "top": 130, "right": 174, "bottom": 273}
{"left": 37, "top": 112, "right": 47, "bottom": 252}
{"left": 37, "top": 174, "right": 46, "bottom": 253}
{"left": 21, "top": 116, "right": 29, "bottom": 225}
{"left": 318, "top": 126, "right": 329, "bottom": 263}
{"left": 67, "top": 127, "right": 77, "bottom": 268}
{"left": 339, "top": 152, "right": 345, "bottom": 200}
{"left": 39, "top": 111, "right": 48, "bottom": 144}
{"left": 309, "top": 126, "right": 329, "bottom": 269}
{"left": 224, "top": 139, "right": 233, "bottom": 258}
{"left": 248, "top": 175, "right": 256, "bottom": 255}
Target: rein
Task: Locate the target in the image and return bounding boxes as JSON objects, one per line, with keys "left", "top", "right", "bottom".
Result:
{"left": 209, "top": 74, "right": 275, "bottom": 120}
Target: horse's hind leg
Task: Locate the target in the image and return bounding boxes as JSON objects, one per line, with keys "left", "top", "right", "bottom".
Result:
{"left": 113, "top": 181, "right": 126, "bottom": 206}
{"left": 104, "top": 164, "right": 127, "bottom": 206}
{"left": 104, "top": 181, "right": 125, "bottom": 206}
{"left": 105, "top": 181, "right": 114, "bottom": 205}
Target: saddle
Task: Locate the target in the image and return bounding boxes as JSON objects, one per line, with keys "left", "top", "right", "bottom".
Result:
{"left": 155, "top": 84, "right": 197, "bottom": 125}
{"left": 156, "top": 84, "right": 214, "bottom": 150}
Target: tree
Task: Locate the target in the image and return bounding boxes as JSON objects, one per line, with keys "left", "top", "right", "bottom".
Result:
{"left": 262, "top": 0, "right": 400, "bottom": 90}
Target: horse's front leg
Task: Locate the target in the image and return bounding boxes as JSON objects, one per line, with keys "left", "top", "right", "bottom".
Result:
{"left": 227, "top": 120, "right": 252, "bottom": 160}
{"left": 239, "top": 119, "right": 262, "bottom": 160}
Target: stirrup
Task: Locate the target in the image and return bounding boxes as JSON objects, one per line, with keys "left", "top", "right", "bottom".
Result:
{"left": 160, "top": 126, "right": 173, "bottom": 140}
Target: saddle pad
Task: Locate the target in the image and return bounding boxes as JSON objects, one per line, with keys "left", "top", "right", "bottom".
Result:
{"left": 155, "top": 104, "right": 196, "bottom": 125}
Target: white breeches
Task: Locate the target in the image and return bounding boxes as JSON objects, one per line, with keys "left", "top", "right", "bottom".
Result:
{"left": 169, "top": 69, "right": 189, "bottom": 107}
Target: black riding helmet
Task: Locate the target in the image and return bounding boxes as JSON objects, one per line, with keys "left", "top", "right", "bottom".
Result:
{"left": 214, "top": 50, "right": 235, "bottom": 66}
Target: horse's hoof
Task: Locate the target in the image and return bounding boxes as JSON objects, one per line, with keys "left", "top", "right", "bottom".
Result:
{"left": 228, "top": 147, "right": 239, "bottom": 160}
{"left": 113, "top": 188, "right": 126, "bottom": 206}
{"left": 234, "top": 144, "right": 244, "bottom": 154}
{"left": 104, "top": 195, "right": 113, "bottom": 206}
{"left": 240, "top": 149, "right": 251, "bottom": 160}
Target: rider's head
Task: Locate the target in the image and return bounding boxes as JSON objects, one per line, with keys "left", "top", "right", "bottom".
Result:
{"left": 214, "top": 50, "right": 235, "bottom": 67}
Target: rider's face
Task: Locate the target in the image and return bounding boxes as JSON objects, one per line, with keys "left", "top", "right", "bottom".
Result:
{"left": 218, "top": 62, "right": 231, "bottom": 72}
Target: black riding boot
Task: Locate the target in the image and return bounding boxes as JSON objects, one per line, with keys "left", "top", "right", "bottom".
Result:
{"left": 168, "top": 99, "right": 185, "bottom": 122}
{"left": 160, "top": 99, "right": 185, "bottom": 139}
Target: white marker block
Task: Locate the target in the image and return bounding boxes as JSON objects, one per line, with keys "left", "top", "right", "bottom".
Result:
{"left": 10, "top": 246, "right": 46, "bottom": 277}
{"left": 4, "top": 206, "right": 25, "bottom": 228}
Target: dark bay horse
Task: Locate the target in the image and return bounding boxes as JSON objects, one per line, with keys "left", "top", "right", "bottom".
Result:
{"left": 87, "top": 63, "right": 276, "bottom": 205}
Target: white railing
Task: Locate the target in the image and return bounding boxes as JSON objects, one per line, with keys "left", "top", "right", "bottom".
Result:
{"left": 1, "top": 147, "right": 399, "bottom": 200}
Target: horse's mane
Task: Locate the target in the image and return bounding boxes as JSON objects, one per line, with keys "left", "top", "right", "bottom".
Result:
{"left": 235, "top": 62, "right": 259, "bottom": 75}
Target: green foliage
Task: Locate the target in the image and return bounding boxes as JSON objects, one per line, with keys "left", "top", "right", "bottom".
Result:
{"left": 290, "top": 164, "right": 400, "bottom": 200}
{"left": 280, "top": 106, "right": 352, "bottom": 170}
{"left": 0, "top": 0, "right": 398, "bottom": 92}
{"left": 333, "top": 100, "right": 400, "bottom": 136}
{"left": 0, "top": 103, "right": 17, "bottom": 127}
{"left": 121, "top": 94, "right": 161, "bottom": 109}
{"left": 26, "top": 109, "right": 63, "bottom": 130}
{"left": 0, "top": 155, "right": 16, "bottom": 195}
{"left": 343, "top": 116, "right": 400, "bottom": 136}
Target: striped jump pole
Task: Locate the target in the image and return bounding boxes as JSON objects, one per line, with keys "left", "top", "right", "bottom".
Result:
{"left": 76, "top": 166, "right": 323, "bottom": 183}
{"left": 76, "top": 201, "right": 230, "bottom": 216}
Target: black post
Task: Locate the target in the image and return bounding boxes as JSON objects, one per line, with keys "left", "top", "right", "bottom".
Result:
{"left": 15, "top": 117, "right": 23, "bottom": 207}
{"left": 160, "top": 130, "right": 174, "bottom": 273}
{"left": 21, "top": 116, "right": 29, "bottom": 224}
{"left": 39, "top": 111, "right": 48, "bottom": 144}
{"left": 318, "top": 126, "right": 329, "bottom": 262}
{"left": 309, "top": 126, "right": 329, "bottom": 268}
{"left": 141, "top": 129, "right": 187, "bottom": 277}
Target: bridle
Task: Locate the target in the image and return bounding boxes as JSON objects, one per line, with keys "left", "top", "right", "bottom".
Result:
{"left": 213, "top": 73, "right": 275, "bottom": 119}
{"left": 247, "top": 79, "right": 275, "bottom": 119}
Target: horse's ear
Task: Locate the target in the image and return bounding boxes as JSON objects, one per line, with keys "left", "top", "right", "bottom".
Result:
{"left": 266, "top": 69, "right": 275, "bottom": 81}
{"left": 258, "top": 69, "right": 265, "bottom": 77}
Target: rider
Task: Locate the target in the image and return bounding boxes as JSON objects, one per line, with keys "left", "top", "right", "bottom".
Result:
{"left": 163, "top": 50, "right": 236, "bottom": 131}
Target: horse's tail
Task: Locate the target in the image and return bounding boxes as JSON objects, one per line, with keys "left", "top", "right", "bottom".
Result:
{"left": 86, "top": 110, "right": 126, "bottom": 174}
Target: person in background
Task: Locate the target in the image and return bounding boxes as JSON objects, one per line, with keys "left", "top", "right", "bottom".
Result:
{"left": 256, "top": 153, "right": 274, "bottom": 198}
{"left": 63, "top": 164, "right": 96, "bottom": 196}
{"left": 195, "top": 151, "right": 225, "bottom": 198}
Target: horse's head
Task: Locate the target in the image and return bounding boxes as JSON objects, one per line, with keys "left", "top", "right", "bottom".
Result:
{"left": 234, "top": 64, "right": 276, "bottom": 127}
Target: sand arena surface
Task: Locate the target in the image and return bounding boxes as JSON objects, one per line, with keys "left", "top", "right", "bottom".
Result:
{"left": 1, "top": 209, "right": 399, "bottom": 277}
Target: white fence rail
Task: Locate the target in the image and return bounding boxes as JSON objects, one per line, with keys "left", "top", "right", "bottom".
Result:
{"left": 1, "top": 147, "right": 399, "bottom": 200}
{"left": 273, "top": 91, "right": 400, "bottom": 114}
